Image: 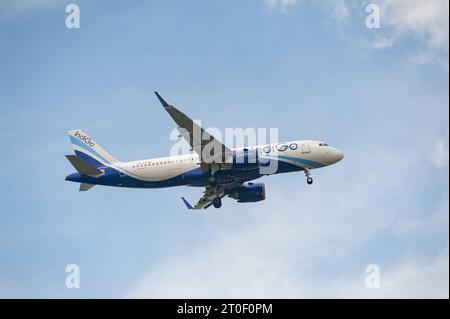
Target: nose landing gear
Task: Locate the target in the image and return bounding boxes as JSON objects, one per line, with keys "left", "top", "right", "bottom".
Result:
{"left": 305, "top": 168, "right": 313, "bottom": 185}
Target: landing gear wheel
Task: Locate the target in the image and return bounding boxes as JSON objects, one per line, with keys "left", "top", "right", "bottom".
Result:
{"left": 304, "top": 168, "right": 313, "bottom": 185}
{"left": 208, "top": 176, "right": 217, "bottom": 187}
{"left": 213, "top": 198, "right": 222, "bottom": 209}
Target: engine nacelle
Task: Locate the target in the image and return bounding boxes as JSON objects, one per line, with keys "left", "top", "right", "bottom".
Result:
{"left": 236, "top": 182, "right": 266, "bottom": 203}
{"left": 232, "top": 148, "right": 259, "bottom": 170}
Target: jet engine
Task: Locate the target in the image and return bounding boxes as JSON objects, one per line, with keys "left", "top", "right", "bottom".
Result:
{"left": 228, "top": 182, "right": 266, "bottom": 203}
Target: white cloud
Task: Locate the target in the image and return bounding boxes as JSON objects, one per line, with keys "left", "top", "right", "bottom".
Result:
{"left": 372, "top": 0, "right": 449, "bottom": 68}
{"left": 128, "top": 198, "right": 449, "bottom": 298}
{"left": 378, "top": 250, "right": 449, "bottom": 299}
{"left": 339, "top": 248, "right": 449, "bottom": 298}
{"left": 433, "top": 132, "right": 449, "bottom": 168}
{"left": 264, "top": 0, "right": 350, "bottom": 20}
{"left": 0, "top": 0, "right": 60, "bottom": 18}
{"left": 264, "top": 0, "right": 300, "bottom": 12}
{"left": 320, "top": 0, "right": 350, "bottom": 21}
{"left": 264, "top": 0, "right": 449, "bottom": 68}
{"left": 377, "top": 0, "right": 449, "bottom": 50}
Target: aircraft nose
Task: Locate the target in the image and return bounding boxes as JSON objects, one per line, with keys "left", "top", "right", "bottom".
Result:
{"left": 334, "top": 148, "right": 344, "bottom": 162}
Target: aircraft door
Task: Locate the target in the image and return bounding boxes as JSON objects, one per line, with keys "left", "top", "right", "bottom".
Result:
{"left": 301, "top": 141, "right": 311, "bottom": 154}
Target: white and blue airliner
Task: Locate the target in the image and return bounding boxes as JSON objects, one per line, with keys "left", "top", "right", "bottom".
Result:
{"left": 65, "top": 92, "right": 344, "bottom": 209}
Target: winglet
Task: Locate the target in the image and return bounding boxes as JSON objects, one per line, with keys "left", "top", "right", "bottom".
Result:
{"left": 154, "top": 92, "right": 170, "bottom": 108}
{"left": 181, "top": 197, "right": 193, "bottom": 210}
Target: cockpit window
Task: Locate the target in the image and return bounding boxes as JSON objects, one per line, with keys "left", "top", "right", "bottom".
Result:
{"left": 319, "top": 143, "right": 329, "bottom": 147}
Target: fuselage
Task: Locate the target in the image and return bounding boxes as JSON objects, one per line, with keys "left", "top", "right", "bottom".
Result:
{"left": 66, "top": 140, "right": 344, "bottom": 189}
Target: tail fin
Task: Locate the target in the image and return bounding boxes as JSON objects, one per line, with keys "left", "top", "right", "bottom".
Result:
{"left": 68, "top": 129, "right": 120, "bottom": 167}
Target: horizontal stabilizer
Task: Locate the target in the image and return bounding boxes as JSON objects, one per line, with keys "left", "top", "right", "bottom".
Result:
{"left": 79, "top": 183, "right": 95, "bottom": 192}
{"left": 65, "top": 155, "right": 104, "bottom": 177}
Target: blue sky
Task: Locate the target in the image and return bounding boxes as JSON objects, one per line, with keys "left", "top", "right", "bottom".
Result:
{"left": 0, "top": 0, "right": 448, "bottom": 298}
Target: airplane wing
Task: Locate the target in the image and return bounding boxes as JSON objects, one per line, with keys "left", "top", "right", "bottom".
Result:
{"left": 181, "top": 182, "right": 241, "bottom": 210}
{"left": 155, "top": 92, "right": 232, "bottom": 168}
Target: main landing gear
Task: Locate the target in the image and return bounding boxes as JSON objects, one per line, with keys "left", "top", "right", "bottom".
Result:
{"left": 209, "top": 163, "right": 221, "bottom": 208}
{"left": 208, "top": 175, "right": 217, "bottom": 187}
{"left": 305, "top": 168, "right": 314, "bottom": 185}
{"left": 213, "top": 197, "right": 222, "bottom": 209}
{"left": 208, "top": 163, "right": 220, "bottom": 187}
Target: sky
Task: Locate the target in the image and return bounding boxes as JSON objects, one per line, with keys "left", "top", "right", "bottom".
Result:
{"left": 0, "top": 0, "right": 448, "bottom": 298}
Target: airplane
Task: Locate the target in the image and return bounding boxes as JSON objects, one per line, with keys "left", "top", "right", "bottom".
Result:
{"left": 65, "top": 92, "right": 344, "bottom": 210}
